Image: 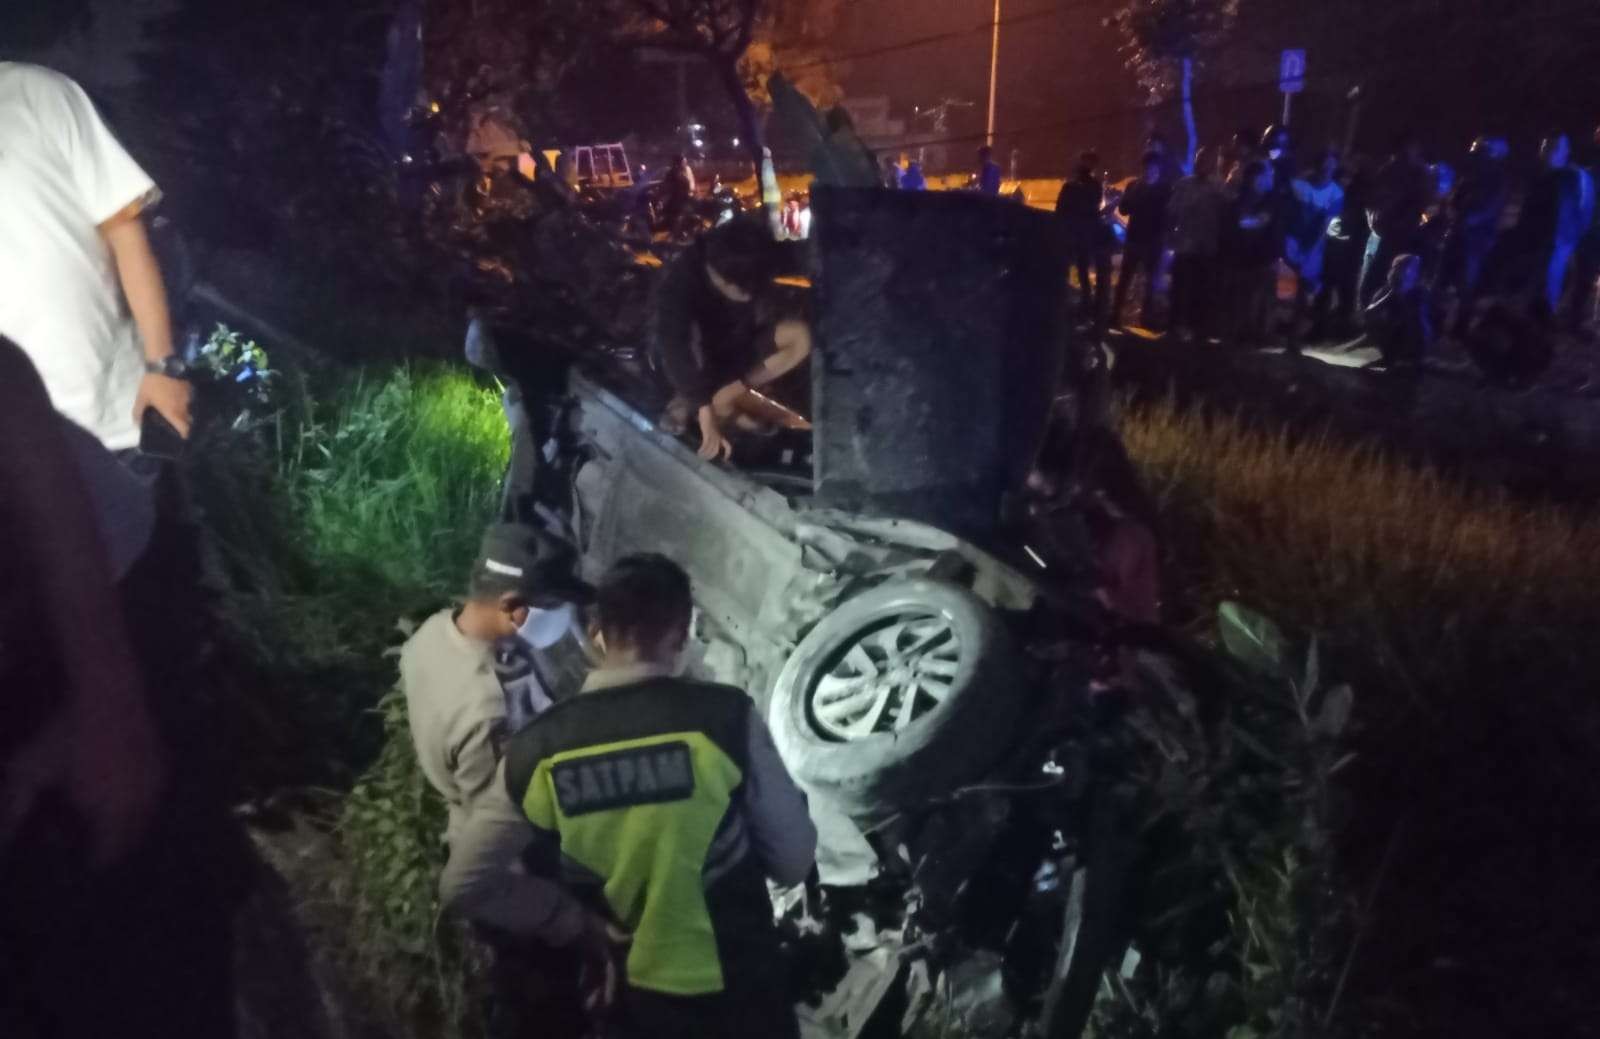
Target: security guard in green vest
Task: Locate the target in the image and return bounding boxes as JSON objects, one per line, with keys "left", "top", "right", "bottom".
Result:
{"left": 447, "top": 553, "right": 817, "bottom": 1038}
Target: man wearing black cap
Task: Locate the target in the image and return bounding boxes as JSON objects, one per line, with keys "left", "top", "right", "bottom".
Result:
{"left": 654, "top": 216, "right": 812, "bottom": 462}
{"left": 400, "top": 522, "right": 609, "bottom": 1037}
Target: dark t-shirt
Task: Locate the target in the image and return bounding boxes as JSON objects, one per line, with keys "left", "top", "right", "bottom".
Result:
{"left": 1226, "top": 195, "right": 1283, "bottom": 268}
{"left": 1370, "top": 156, "right": 1431, "bottom": 240}
{"left": 1120, "top": 179, "right": 1173, "bottom": 248}
{"left": 652, "top": 240, "right": 764, "bottom": 409}
{"left": 1055, "top": 175, "right": 1103, "bottom": 231}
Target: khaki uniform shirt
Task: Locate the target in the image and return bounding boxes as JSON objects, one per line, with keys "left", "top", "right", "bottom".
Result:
{"left": 400, "top": 607, "right": 582, "bottom": 942}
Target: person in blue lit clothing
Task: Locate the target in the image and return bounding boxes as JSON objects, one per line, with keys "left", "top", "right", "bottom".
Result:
{"left": 977, "top": 145, "right": 1003, "bottom": 195}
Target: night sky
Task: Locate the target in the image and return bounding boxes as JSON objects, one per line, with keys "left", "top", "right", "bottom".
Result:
{"left": 835, "top": 0, "right": 1149, "bottom": 174}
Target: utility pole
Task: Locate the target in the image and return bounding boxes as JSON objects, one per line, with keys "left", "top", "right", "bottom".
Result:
{"left": 986, "top": 0, "right": 1000, "bottom": 147}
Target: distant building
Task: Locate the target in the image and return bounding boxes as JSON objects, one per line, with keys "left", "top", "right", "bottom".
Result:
{"left": 839, "top": 96, "right": 948, "bottom": 173}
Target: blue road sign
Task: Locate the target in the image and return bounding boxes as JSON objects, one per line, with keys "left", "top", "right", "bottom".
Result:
{"left": 1280, "top": 49, "right": 1307, "bottom": 94}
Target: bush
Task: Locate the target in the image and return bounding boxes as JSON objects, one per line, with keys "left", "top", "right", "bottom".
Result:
{"left": 1089, "top": 605, "right": 1360, "bottom": 1039}
{"left": 1116, "top": 398, "right": 1600, "bottom": 1034}
{"left": 338, "top": 690, "right": 479, "bottom": 1035}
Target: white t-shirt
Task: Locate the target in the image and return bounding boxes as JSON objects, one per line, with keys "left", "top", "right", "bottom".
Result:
{"left": 0, "top": 63, "right": 160, "bottom": 451}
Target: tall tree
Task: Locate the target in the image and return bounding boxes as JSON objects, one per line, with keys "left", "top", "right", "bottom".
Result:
{"left": 740, "top": 0, "right": 846, "bottom": 111}
{"left": 616, "top": 0, "right": 768, "bottom": 174}
{"left": 1109, "top": 0, "right": 1240, "bottom": 172}
{"left": 615, "top": 0, "right": 843, "bottom": 175}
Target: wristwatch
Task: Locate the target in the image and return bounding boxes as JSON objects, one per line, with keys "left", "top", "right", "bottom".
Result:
{"left": 144, "top": 356, "right": 189, "bottom": 379}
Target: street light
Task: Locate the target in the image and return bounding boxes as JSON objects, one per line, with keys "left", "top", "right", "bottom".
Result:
{"left": 986, "top": 0, "right": 1000, "bottom": 147}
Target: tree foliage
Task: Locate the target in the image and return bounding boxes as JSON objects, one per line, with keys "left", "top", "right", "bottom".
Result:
{"left": 740, "top": 0, "right": 846, "bottom": 109}
{"left": 136, "top": 0, "right": 402, "bottom": 264}
{"left": 0, "top": 0, "right": 92, "bottom": 55}
{"left": 613, "top": 0, "right": 844, "bottom": 171}
{"left": 1109, "top": 0, "right": 1241, "bottom": 99}
{"left": 420, "top": 0, "right": 616, "bottom": 150}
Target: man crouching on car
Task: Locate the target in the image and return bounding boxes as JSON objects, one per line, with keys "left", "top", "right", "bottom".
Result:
{"left": 653, "top": 216, "right": 812, "bottom": 461}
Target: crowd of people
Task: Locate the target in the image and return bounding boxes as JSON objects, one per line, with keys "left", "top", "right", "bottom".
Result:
{"left": 1054, "top": 126, "right": 1600, "bottom": 367}
{"left": 13, "top": 37, "right": 1600, "bottom": 1037}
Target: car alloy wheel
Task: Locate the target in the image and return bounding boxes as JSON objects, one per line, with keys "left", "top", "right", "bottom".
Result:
{"left": 808, "top": 613, "right": 963, "bottom": 741}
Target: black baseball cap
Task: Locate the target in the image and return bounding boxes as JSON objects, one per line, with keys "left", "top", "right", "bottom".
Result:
{"left": 470, "top": 523, "right": 594, "bottom": 607}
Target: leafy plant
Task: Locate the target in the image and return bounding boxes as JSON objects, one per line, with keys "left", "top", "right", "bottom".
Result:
{"left": 191, "top": 323, "right": 275, "bottom": 423}
{"left": 338, "top": 690, "right": 481, "bottom": 1036}
{"left": 1090, "top": 604, "right": 1359, "bottom": 1039}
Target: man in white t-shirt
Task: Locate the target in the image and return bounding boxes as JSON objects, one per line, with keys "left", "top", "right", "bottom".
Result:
{"left": 0, "top": 62, "right": 191, "bottom": 454}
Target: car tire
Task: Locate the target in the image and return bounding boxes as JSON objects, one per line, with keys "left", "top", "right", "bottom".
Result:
{"left": 768, "top": 580, "right": 1027, "bottom": 819}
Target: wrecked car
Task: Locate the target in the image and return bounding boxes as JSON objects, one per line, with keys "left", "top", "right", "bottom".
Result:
{"left": 496, "top": 187, "right": 1134, "bottom": 1037}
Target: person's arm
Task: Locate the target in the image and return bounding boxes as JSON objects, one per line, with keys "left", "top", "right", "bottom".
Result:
{"left": 101, "top": 211, "right": 191, "bottom": 438}
{"left": 741, "top": 710, "right": 817, "bottom": 886}
{"left": 437, "top": 779, "right": 587, "bottom": 941}
{"left": 0, "top": 340, "right": 166, "bottom": 866}
{"left": 39, "top": 68, "right": 191, "bottom": 439}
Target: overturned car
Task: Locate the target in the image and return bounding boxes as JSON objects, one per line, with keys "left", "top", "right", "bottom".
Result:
{"left": 504, "top": 189, "right": 1136, "bottom": 1037}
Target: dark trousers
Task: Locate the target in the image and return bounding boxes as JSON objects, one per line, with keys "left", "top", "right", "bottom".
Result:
{"left": 1437, "top": 232, "right": 1498, "bottom": 334}
{"left": 1069, "top": 244, "right": 1111, "bottom": 331}
{"left": 1437, "top": 231, "right": 1494, "bottom": 300}
{"left": 1168, "top": 252, "right": 1214, "bottom": 338}
{"left": 478, "top": 929, "right": 586, "bottom": 1039}
{"left": 1113, "top": 243, "right": 1162, "bottom": 328}
{"left": 1313, "top": 231, "right": 1367, "bottom": 340}
{"left": 1224, "top": 263, "right": 1278, "bottom": 346}
{"left": 1565, "top": 231, "right": 1600, "bottom": 331}
{"left": 620, "top": 985, "right": 799, "bottom": 1039}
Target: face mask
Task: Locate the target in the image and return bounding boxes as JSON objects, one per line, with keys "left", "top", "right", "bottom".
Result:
{"left": 1268, "top": 148, "right": 1284, "bottom": 161}
{"left": 518, "top": 602, "right": 578, "bottom": 650}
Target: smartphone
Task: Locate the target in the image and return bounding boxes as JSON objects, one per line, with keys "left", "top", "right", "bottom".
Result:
{"left": 139, "top": 408, "right": 187, "bottom": 461}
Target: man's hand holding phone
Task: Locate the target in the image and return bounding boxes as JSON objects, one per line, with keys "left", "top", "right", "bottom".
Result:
{"left": 134, "top": 368, "right": 193, "bottom": 444}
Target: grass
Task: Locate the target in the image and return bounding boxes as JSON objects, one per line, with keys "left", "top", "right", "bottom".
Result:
{"left": 195, "top": 361, "right": 508, "bottom": 1034}
{"left": 1118, "top": 397, "right": 1600, "bottom": 714}
{"left": 196, "top": 363, "right": 507, "bottom": 793}
{"left": 1115, "top": 397, "right": 1600, "bottom": 1034}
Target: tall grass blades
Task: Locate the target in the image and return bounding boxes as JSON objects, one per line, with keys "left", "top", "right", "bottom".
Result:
{"left": 1117, "top": 398, "right": 1600, "bottom": 1035}
{"left": 282, "top": 368, "right": 508, "bottom": 600}
{"left": 196, "top": 364, "right": 507, "bottom": 792}
{"left": 1117, "top": 398, "right": 1600, "bottom": 716}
